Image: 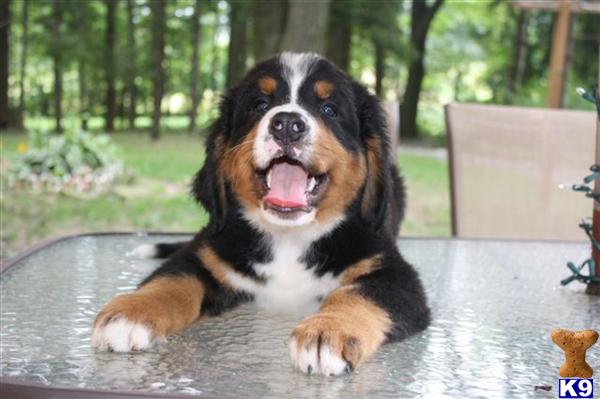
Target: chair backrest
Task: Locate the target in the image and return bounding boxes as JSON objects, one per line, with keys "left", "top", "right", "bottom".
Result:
{"left": 446, "top": 102, "right": 596, "bottom": 240}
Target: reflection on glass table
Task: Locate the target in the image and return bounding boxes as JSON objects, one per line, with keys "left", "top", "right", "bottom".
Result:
{"left": 1, "top": 234, "right": 598, "bottom": 398}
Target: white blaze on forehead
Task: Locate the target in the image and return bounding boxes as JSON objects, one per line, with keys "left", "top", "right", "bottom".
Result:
{"left": 280, "top": 52, "right": 320, "bottom": 104}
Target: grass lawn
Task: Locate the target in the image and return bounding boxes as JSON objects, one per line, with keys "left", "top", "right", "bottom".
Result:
{"left": 0, "top": 131, "right": 450, "bottom": 260}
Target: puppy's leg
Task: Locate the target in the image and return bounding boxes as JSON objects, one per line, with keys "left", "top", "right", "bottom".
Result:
{"left": 290, "top": 286, "right": 391, "bottom": 376}
{"left": 92, "top": 275, "right": 203, "bottom": 352}
{"left": 92, "top": 249, "right": 244, "bottom": 352}
{"left": 290, "top": 251, "right": 430, "bottom": 376}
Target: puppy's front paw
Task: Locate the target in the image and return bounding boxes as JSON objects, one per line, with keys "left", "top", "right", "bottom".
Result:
{"left": 92, "top": 317, "right": 154, "bottom": 352}
{"left": 92, "top": 294, "right": 162, "bottom": 352}
{"left": 290, "top": 314, "right": 363, "bottom": 376}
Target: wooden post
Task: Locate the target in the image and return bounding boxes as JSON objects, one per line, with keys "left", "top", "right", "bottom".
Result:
{"left": 547, "top": 1, "right": 572, "bottom": 108}
{"left": 586, "top": 49, "right": 600, "bottom": 296}
{"left": 511, "top": 0, "right": 600, "bottom": 108}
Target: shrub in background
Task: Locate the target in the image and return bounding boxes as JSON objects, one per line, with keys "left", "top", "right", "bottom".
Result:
{"left": 8, "top": 130, "right": 128, "bottom": 193}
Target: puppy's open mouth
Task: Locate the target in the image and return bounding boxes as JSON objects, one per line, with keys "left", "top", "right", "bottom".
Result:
{"left": 256, "top": 157, "right": 329, "bottom": 216}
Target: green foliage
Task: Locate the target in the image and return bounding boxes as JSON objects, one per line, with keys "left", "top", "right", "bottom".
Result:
{"left": 8, "top": 130, "right": 127, "bottom": 192}
{"left": 5, "top": 0, "right": 600, "bottom": 140}
{"left": 418, "top": 0, "right": 599, "bottom": 137}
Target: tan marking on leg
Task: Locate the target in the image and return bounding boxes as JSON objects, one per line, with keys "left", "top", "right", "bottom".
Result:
{"left": 291, "top": 287, "right": 391, "bottom": 370}
{"left": 340, "top": 255, "right": 382, "bottom": 286}
{"left": 314, "top": 80, "right": 334, "bottom": 99}
{"left": 94, "top": 276, "right": 204, "bottom": 338}
{"left": 197, "top": 245, "right": 261, "bottom": 291}
{"left": 312, "top": 123, "right": 367, "bottom": 223}
{"left": 258, "top": 76, "right": 277, "bottom": 95}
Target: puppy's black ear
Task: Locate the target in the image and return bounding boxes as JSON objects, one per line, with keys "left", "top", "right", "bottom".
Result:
{"left": 191, "top": 94, "right": 235, "bottom": 232}
{"left": 354, "top": 83, "right": 393, "bottom": 233}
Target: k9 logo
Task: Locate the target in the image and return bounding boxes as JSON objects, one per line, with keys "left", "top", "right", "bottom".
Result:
{"left": 558, "top": 379, "right": 594, "bottom": 398}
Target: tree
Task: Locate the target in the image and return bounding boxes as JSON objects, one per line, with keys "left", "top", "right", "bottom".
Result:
{"left": 252, "top": 0, "right": 286, "bottom": 62}
{"left": 400, "top": 0, "right": 445, "bottom": 139}
{"left": 189, "top": 0, "right": 202, "bottom": 132}
{"left": 280, "top": 0, "right": 330, "bottom": 54}
{"left": 507, "top": 9, "right": 530, "bottom": 98}
{"left": 0, "top": 0, "right": 10, "bottom": 129}
{"left": 226, "top": 0, "right": 248, "bottom": 88}
{"left": 51, "top": 0, "right": 63, "bottom": 133}
{"left": 78, "top": 61, "right": 88, "bottom": 130}
{"left": 150, "top": 0, "right": 165, "bottom": 140}
{"left": 325, "top": 0, "right": 351, "bottom": 71}
{"left": 126, "top": 0, "right": 136, "bottom": 130}
{"left": 18, "top": 0, "right": 28, "bottom": 128}
{"left": 105, "top": 0, "right": 116, "bottom": 132}
{"left": 69, "top": 1, "right": 93, "bottom": 131}
{"left": 374, "top": 42, "right": 384, "bottom": 97}
{"left": 352, "top": 0, "right": 403, "bottom": 97}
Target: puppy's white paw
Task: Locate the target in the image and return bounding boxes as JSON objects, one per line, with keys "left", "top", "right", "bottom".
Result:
{"left": 132, "top": 244, "right": 158, "bottom": 259}
{"left": 290, "top": 337, "right": 350, "bottom": 376}
{"left": 92, "top": 318, "right": 155, "bottom": 352}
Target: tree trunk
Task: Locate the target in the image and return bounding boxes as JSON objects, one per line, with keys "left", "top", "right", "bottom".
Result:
{"left": 400, "top": 57, "right": 425, "bottom": 140}
{"left": 280, "top": 0, "right": 330, "bottom": 54}
{"left": 105, "top": 0, "right": 116, "bottom": 132}
{"left": 118, "top": 85, "right": 126, "bottom": 122}
{"left": 126, "top": 0, "right": 137, "bottom": 130}
{"left": 507, "top": 9, "right": 529, "bottom": 98}
{"left": 78, "top": 61, "right": 88, "bottom": 130}
{"left": 0, "top": 0, "right": 10, "bottom": 129}
{"left": 209, "top": 25, "right": 219, "bottom": 91}
{"left": 399, "top": 0, "right": 444, "bottom": 140}
{"left": 252, "top": 0, "right": 286, "bottom": 62}
{"left": 374, "top": 41, "right": 384, "bottom": 97}
{"left": 189, "top": 0, "right": 202, "bottom": 132}
{"left": 52, "top": 0, "right": 63, "bottom": 133}
{"left": 453, "top": 69, "right": 463, "bottom": 102}
{"left": 226, "top": 0, "right": 248, "bottom": 89}
{"left": 150, "top": 0, "right": 165, "bottom": 140}
{"left": 17, "top": 0, "right": 27, "bottom": 129}
{"left": 325, "top": 0, "right": 351, "bottom": 71}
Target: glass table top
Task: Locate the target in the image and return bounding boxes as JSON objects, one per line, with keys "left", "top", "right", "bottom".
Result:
{"left": 1, "top": 234, "right": 598, "bottom": 398}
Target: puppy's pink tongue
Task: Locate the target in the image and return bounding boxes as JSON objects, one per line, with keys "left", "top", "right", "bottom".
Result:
{"left": 265, "top": 162, "right": 308, "bottom": 208}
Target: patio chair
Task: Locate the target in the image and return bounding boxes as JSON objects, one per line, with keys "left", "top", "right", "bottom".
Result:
{"left": 445, "top": 102, "right": 596, "bottom": 240}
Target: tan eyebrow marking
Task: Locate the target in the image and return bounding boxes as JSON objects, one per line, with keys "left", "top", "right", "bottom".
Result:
{"left": 314, "top": 80, "right": 335, "bottom": 99}
{"left": 258, "top": 76, "right": 277, "bottom": 95}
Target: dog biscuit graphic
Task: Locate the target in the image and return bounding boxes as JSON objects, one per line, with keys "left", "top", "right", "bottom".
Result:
{"left": 551, "top": 329, "right": 598, "bottom": 378}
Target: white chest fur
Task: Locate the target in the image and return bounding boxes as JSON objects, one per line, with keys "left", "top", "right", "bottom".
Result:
{"left": 225, "top": 227, "right": 341, "bottom": 316}
{"left": 253, "top": 235, "right": 339, "bottom": 315}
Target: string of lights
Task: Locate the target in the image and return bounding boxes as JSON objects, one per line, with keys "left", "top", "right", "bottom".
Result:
{"left": 561, "top": 87, "right": 600, "bottom": 287}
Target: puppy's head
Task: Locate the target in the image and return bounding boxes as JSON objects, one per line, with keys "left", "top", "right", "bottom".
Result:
{"left": 194, "top": 52, "right": 391, "bottom": 234}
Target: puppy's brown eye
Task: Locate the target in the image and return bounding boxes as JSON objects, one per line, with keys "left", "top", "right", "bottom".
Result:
{"left": 320, "top": 104, "right": 337, "bottom": 118}
{"left": 255, "top": 99, "right": 270, "bottom": 112}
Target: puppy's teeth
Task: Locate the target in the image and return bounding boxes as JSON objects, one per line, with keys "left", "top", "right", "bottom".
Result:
{"left": 266, "top": 170, "right": 272, "bottom": 189}
{"left": 307, "top": 177, "right": 316, "bottom": 193}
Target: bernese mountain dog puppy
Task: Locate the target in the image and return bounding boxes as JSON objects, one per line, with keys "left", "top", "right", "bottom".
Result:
{"left": 92, "top": 52, "right": 430, "bottom": 376}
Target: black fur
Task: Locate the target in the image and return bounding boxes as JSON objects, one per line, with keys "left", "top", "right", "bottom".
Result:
{"left": 141, "top": 54, "right": 430, "bottom": 342}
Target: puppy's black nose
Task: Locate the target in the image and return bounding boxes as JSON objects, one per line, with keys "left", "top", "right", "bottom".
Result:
{"left": 269, "top": 112, "right": 307, "bottom": 145}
